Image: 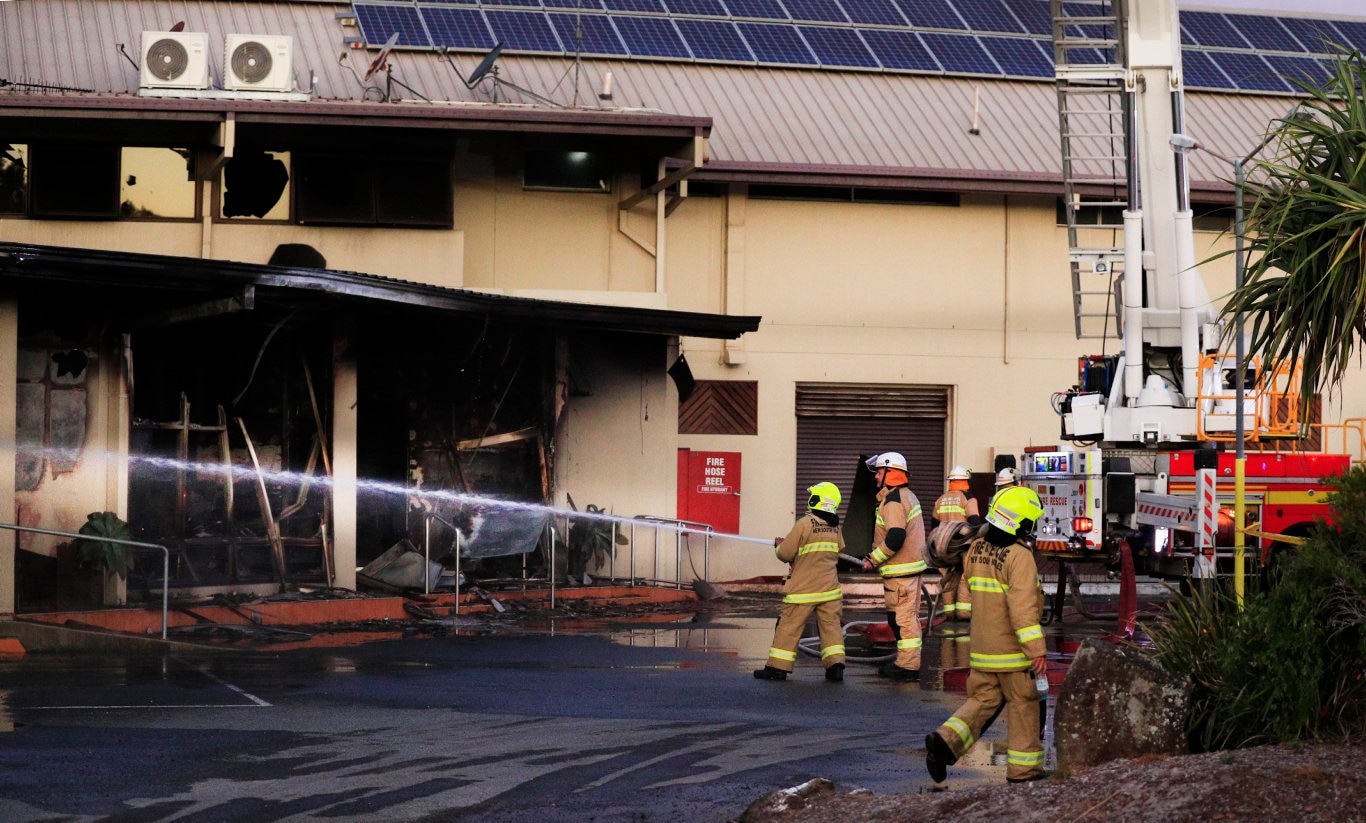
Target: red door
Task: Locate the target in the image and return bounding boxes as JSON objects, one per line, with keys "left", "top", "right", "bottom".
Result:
{"left": 677, "top": 449, "right": 741, "bottom": 535}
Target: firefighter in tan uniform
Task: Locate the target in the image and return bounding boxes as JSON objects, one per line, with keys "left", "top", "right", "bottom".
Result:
{"left": 860, "top": 452, "right": 928, "bottom": 682}
{"left": 925, "top": 486, "right": 1049, "bottom": 784}
{"left": 753, "top": 482, "right": 848, "bottom": 683}
{"left": 931, "top": 465, "right": 982, "bottom": 622}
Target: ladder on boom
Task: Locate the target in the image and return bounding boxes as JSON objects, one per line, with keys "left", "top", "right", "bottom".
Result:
{"left": 1051, "top": 0, "right": 1128, "bottom": 341}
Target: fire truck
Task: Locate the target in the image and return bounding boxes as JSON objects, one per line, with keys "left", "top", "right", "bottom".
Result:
{"left": 1014, "top": 0, "right": 1351, "bottom": 589}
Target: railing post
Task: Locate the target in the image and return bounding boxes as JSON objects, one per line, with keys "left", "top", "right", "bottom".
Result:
{"left": 423, "top": 515, "right": 432, "bottom": 595}
{"left": 550, "top": 523, "right": 557, "bottom": 608}
{"left": 629, "top": 521, "right": 637, "bottom": 587}
{"left": 454, "top": 529, "right": 462, "bottom": 616}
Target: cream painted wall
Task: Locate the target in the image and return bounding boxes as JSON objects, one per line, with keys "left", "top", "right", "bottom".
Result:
{"left": 453, "top": 174, "right": 657, "bottom": 293}
{"left": 556, "top": 334, "right": 684, "bottom": 583}
{"left": 210, "top": 224, "right": 463, "bottom": 287}
{"left": 663, "top": 189, "right": 1366, "bottom": 585}
{"left": 0, "top": 220, "right": 204, "bottom": 257}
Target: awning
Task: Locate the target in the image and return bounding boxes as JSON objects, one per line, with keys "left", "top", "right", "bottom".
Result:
{"left": 0, "top": 242, "right": 760, "bottom": 340}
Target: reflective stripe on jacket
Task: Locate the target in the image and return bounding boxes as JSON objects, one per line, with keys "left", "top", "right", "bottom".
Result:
{"left": 868, "top": 485, "right": 927, "bottom": 577}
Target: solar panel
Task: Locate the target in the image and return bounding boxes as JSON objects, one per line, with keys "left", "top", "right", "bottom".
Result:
{"left": 1276, "top": 17, "right": 1346, "bottom": 53}
{"left": 979, "top": 35, "right": 1051, "bottom": 78}
{"left": 840, "top": 0, "right": 905, "bottom": 27}
{"left": 422, "top": 6, "right": 496, "bottom": 49}
{"left": 422, "top": 0, "right": 482, "bottom": 5}
{"left": 782, "top": 0, "right": 849, "bottom": 24}
{"left": 485, "top": 10, "right": 563, "bottom": 51}
{"left": 551, "top": 12, "right": 629, "bottom": 54}
{"left": 737, "top": 21, "right": 817, "bottom": 64}
{"left": 662, "top": 0, "right": 727, "bottom": 17}
{"left": 613, "top": 15, "right": 690, "bottom": 57}
{"left": 1327, "top": 19, "right": 1366, "bottom": 52}
{"left": 543, "top": 0, "right": 607, "bottom": 8}
{"left": 951, "top": 0, "right": 1025, "bottom": 35}
{"left": 1010, "top": 0, "right": 1051, "bottom": 36}
{"left": 724, "top": 0, "right": 788, "bottom": 21}
{"left": 676, "top": 17, "right": 754, "bottom": 60}
{"left": 800, "top": 26, "right": 879, "bottom": 68}
{"left": 1264, "top": 55, "right": 1333, "bottom": 90}
{"left": 481, "top": 0, "right": 546, "bottom": 7}
{"left": 1211, "top": 51, "right": 1291, "bottom": 93}
{"left": 1181, "top": 11, "right": 1249, "bottom": 49}
{"left": 1223, "top": 14, "right": 1303, "bottom": 52}
{"left": 894, "top": 0, "right": 965, "bottom": 30}
{"left": 355, "top": 4, "right": 431, "bottom": 47}
{"left": 1180, "top": 48, "right": 1236, "bottom": 90}
{"left": 603, "top": 0, "right": 668, "bottom": 12}
{"left": 860, "top": 28, "right": 938, "bottom": 71}
{"left": 920, "top": 31, "right": 996, "bottom": 75}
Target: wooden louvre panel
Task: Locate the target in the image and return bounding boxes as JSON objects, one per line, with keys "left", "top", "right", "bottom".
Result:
{"left": 678, "top": 380, "right": 758, "bottom": 435}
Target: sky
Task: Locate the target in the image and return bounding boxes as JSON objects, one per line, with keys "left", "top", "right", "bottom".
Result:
{"left": 1179, "top": 0, "right": 1365, "bottom": 16}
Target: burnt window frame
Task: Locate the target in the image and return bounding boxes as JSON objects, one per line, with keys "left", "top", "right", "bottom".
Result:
{"left": 27, "top": 143, "right": 121, "bottom": 220}
{"left": 523, "top": 149, "right": 614, "bottom": 193}
{"left": 292, "top": 150, "right": 454, "bottom": 228}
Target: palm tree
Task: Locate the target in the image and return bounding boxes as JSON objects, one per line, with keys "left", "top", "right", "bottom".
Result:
{"left": 1222, "top": 50, "right": 1366, "bottom": 408}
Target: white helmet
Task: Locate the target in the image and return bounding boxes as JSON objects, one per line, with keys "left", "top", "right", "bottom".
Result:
{"left": 995, "top": 467, "right": 1018, "bottom": 487}
{"left": 865, "top": 452, "right": 908, "bottom": 472}
{"left": 947, "top": 465, "right": 970, "bottom": 481}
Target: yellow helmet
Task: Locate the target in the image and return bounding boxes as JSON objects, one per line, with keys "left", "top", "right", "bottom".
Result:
{"left": 986, "top": 486, "right": 1043, "bottom": 536}
{"left": 948, "top": 465, "right": 970, "bottom": 481}
{"left": 807, "top": 482, "right": 842, "bottom": 513}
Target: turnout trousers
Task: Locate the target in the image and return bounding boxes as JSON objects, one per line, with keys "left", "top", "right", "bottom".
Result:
{"left": 884, "top": 576, "right": 923, "bottom": 671}
{"left": 765, "top": 599, "right": 845, "bottom": 672}
{"left": 934, "top": 668, "right": 1045, "bottom": 782}
{"left": 939, "top": 567, "right": 972, "bottom": 620}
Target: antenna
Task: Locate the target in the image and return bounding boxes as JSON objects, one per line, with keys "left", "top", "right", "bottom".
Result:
{"left": 442, "top": 43, "right": 563, "bottom": 108}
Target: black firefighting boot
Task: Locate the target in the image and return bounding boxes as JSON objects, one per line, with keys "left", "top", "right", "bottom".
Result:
{"left": 752, "top": 666, "right": 788, "bottom": 681}
{"left": 824, "top": 663, "right": 845, "bottom": 682}
{"left": 925, "top": 733, "right": 956, "bottom": 784}
{"left": 877, "top": 662, "right": 920, "bottom": 681}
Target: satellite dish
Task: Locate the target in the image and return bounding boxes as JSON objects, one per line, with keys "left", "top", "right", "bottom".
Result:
{"left": 170, "top": 21, "right": 186, "bottom": 32}
{"left": 363, "top": 31, "right": 401, "bottom": 82}
{"left": 466, "top": 43, "right": 504, "bottom": 88}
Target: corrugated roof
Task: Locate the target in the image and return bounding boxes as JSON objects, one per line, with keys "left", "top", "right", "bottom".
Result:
{"left": 0, "top": 0, "right": 1317, "bottom": 193}
{"left": 0, "top": 242, "right": 761, "bottom": 339}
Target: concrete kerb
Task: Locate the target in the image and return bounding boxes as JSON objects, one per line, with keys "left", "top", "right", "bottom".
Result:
{"left": 0, "top": 619, "right": 220, "bottom": 654}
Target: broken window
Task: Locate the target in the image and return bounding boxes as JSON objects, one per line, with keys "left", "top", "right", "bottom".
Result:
{"left": 524, "top": 150, "right": 611, "bottom": 192}
{"left": 120, "top": 147, "right": 196, "bottom": 219}
{"left": 0, "top": 143, "right": 27, "bottom": 214}
{"left": 294, "top": 151, "right": 451, "bottom": 227}
{"left": 28, "top": 143, "right": 120, "bottom": 219}
{"left": 220, "top": 149, "right": 291, "bottom": 220}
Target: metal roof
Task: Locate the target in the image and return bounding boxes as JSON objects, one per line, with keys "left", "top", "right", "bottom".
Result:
{"left": 0, "top": 243, "right": 761, "bottom": 339}
{"left": 0, "top": 0, "right": 1323, "bottom": 193}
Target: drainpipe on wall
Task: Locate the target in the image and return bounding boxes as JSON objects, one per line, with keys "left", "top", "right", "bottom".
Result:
{"left": 722, "top": 184, "right": 747, "bottom": 366}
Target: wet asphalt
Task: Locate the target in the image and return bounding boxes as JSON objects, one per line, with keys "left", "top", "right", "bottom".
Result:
{"left": 0, "top": 598, "right": 1135, "bottom": 822}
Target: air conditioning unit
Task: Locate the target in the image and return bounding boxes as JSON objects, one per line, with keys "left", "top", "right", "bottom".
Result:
{"left": 140, "top": 31, "right": 211, "bottom": 90}
{"left": 224, "top": 34, "right": 294, "bottom": 92}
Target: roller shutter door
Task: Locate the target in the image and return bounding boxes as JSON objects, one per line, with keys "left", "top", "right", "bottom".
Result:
{"left": 795, "top": 384, "right": 949, "bottom": 555}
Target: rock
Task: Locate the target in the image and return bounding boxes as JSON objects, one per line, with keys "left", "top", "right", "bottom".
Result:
{"left": 1054, "top": 637, "right": 1191, "bottom": 774}
{"left": 737, "top": 778, "right": 836, "bottom": 822}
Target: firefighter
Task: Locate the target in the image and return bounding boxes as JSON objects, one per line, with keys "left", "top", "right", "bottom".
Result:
{"left": 860, "top": 451, "right": 928, "bottom": 681}
{"left": 932, "top": 466, "right": 982, "bottom": 622}
{"left": 754, "top": 482, "right": 848, "bottom": 683}
{"left": 990, "top": 467, "right": 1019, "bottom": 505}
{"left": 925, "top": 485, "right": 1049, "bottom": 784}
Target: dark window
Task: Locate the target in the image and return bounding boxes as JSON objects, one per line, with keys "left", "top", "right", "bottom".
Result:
{"left": 679, "top": 380, "right": 758, "bottom": 435}
{"left": 524, "top": 150, "right": 612, "bottom": 192}
{"left": 29, "top": 144, "right": 119, "bottom": 219}
{"left": 0, "top": 143, "right": 27, "bottom": 215}
{"left": 221, "top": 150, "right": 291, "bottom": 220}
{"left": 1057, "top": 198, "right": 1233, "bottom": 232}
{"left": 294, "top": 152, "right": 452, "bottom": 227}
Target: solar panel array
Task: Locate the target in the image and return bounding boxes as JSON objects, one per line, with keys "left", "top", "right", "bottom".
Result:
{"left": 351, "top": 0, "right": 1366, "bottom": 91}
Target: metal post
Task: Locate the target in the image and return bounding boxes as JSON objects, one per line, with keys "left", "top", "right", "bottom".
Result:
{"left": 423, "top": 515, "right": 432, "bottom": 595}
{"left": 629, "top": 522, "right": 637, "bottom": 588}
{"left": 0, "top": 523, "right": 170, "bottom": 640}
{"left": 675, "top": 528, "right": 682, "bottom": 590}
{"left": 550, "top": 523, "right": 557, "bottom": 608}
{"left": 454, "top": 528, "right": 462, "bottom": 616}
{"left": 1233, "top": 157, "right": 1249, "bottom": 607}
{"left": 610, "top": 521, "right": 617, "bottom": 583}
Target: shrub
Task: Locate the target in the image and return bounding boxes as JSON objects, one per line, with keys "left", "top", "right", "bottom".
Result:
{"left": 1144, "top": 466, "right": 1366, "bottom": 749}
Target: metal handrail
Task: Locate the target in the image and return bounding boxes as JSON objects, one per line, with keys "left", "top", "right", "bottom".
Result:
{"left": 422, "top": 512, "right": 462, "bottom": 600}
{"left": 0, "top": 522, "right": 169, "bottom": 640}
{"left": 631, "top": 515, "right": 713, "bottom": 590}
